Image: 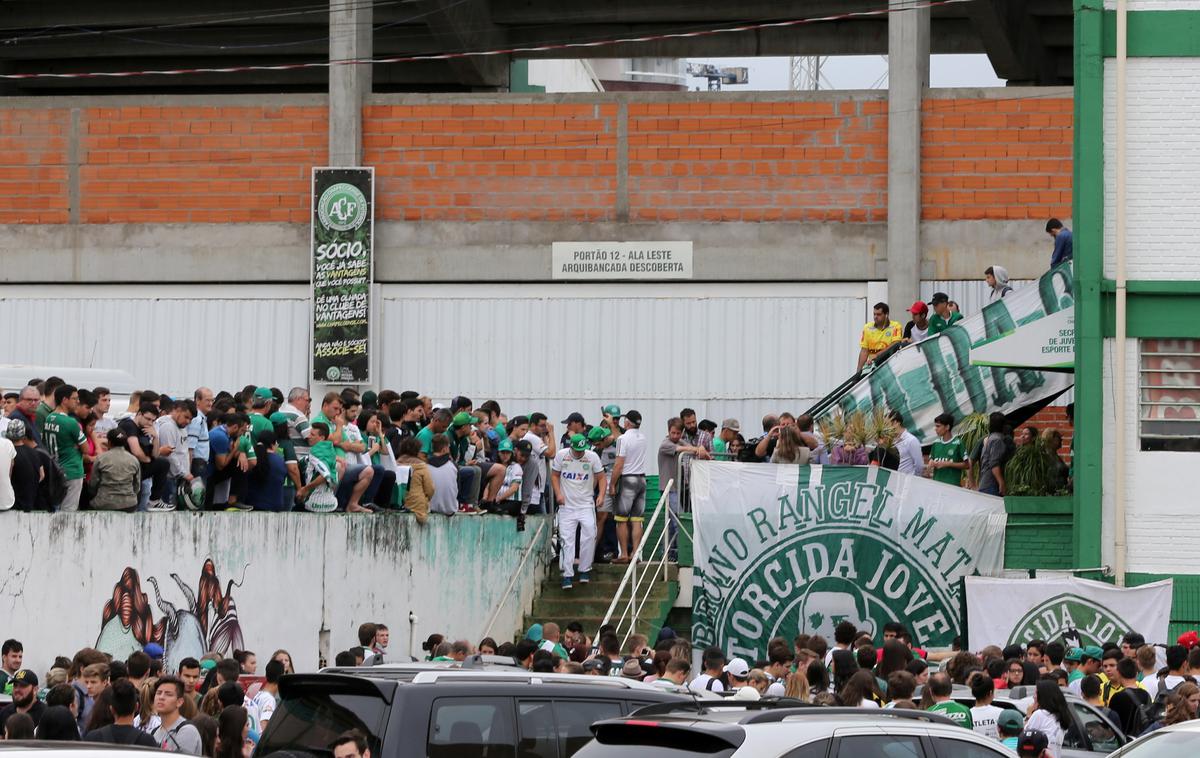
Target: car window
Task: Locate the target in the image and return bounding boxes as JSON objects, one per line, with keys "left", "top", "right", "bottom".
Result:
{"left": 428, "top": 697, "right": 517, "bottom": 758}
{"left": 519, "top": 700, "right": 559, "bottom": 758}
{"left": 781, "top": 738, "right": 831, "bottom": 758}
{"left": 929, "top": 736, "right": 1008, "bottom": 757}
{"left": 835, "top": 735, "right": 924, "bottom": 758}
{"left": 258, "top": 690, "right": 389, "bottom": 758}
{"left": 1069, "top": 702, "right": 1122, "bottom": 753}
{"left": 555, "top": 700, "right": 623, "bottom": 757}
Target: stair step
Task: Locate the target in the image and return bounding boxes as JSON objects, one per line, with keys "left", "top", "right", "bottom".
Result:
{"left": 538, "top": 579, "right": 671, "bottom": 596}
{"left": 534, "top": 597, "right": 672, "bottom": 619}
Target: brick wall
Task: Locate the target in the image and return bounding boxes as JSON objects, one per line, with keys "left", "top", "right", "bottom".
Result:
{"left": 922, "top": 97, "right": 1073, "bottom": 221}
{"left": 0, "top": 92, "right": 1072, "bottom": 225}
{"left": 0, "top": 108, "right": 70, "bottom": 224}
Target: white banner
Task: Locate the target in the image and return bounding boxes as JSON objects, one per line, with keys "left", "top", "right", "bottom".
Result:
{"left": 692, "top": 462, "right": 1007, "bottom": 662}
{"left": 971, "top": 307, "right": 1074, "bottom": 370}
{"left": 966, "top": 576, "right": 1174, "bottom": 651}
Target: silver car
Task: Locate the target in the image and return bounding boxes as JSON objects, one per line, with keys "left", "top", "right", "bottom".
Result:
{"left": 577, "top": 702, "right": 1018, "bottom": 758}
{"left": 1105, "top": 719, "right": 1200, "bottom": 757}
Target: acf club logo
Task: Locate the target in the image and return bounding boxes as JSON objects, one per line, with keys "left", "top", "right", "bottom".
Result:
{"left": 692, "top": 465, "right": 1005, "bottom": 663}
{"left": 318, "top": 182, "right": 368, "bottom": 232}
{"left": 1008, "top": 594, "right": 1131, "bottom": 648}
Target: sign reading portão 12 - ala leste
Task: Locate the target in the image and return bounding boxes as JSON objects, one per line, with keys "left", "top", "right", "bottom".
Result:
{"left": 691, "top": 462, "right": 1006, "bottom": 663}
{"left": 552, "top": 241, "right": 693, "bottom": 280}
{"left": 311, "top": 168, "right": 373, "bottom": 384}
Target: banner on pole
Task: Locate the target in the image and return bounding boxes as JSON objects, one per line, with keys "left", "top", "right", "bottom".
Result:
{"left": 966, "top": 576, "right": 1174, "bottom": 651}
{"left": 311, "top": 167, "right": 374, "bottom": 384}
{"left": 691, "top": 462, "right": 1007, "bottom": 663}
{"left": 818, "top": 262, "right": 1075, "bottom": 445}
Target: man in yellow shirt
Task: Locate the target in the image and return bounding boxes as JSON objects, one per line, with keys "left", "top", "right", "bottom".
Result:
{"left": 857, "top": 302, "right": 903, "bottom": 371}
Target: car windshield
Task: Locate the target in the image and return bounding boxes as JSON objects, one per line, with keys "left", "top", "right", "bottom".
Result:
{"left": 257, "top": 689, "right": 390, "bottom": 758}
{"left": 1114, "top": 730, "right": 1200, "bottom": 758}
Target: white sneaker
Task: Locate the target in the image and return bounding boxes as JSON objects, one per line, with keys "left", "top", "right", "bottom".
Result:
{"left": 148, "top": 500, "right": 176, "bottom": 512}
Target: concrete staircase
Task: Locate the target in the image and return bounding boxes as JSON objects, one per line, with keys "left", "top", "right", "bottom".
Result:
{"left": 522, "top": 561, "right": 680, "bottom": 641}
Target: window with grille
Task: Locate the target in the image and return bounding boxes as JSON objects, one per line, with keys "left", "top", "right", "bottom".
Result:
{"left": 1140, "top": 339, "right": 1200, "bottom": 452}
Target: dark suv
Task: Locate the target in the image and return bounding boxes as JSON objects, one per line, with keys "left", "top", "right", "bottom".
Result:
{"left": 256, "top": 669, "right": 694, "bottom": 758}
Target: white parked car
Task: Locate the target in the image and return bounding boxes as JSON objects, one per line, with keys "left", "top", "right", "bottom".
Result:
{"left": 1106, "top": 719, "right": 1200, "bottom": 757}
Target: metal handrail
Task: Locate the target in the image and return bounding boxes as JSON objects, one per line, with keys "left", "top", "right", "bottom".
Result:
{"left": 481, "top": 518, "right": 548, "bottom": 639}
{"left": 597, "top": 478, "right": 674, "bottom": 646}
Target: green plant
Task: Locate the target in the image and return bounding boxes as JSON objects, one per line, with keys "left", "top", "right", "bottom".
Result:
{"left": 1004, "top": 438, "right": 1064, "bottom": 496}
{"left": 957, "top": 413, "right": 990, "bottom": 487}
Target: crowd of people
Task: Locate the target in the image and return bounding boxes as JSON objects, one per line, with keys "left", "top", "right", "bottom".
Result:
{"left": 0, "top": 638, "right": 293, "bottom": 756}
{"left": 5, "top": 607, "right": 1188, "bottom": 758}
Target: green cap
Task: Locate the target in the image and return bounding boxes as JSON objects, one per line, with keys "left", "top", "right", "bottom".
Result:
{"left": 199, "top": 659, "right": 217, "bottom": 672}
{"left": 498, "top": 438, "right": 514, "bottom": 453}
{"left": 587, "top": 426, "right": 611, "bottom": 443}
{"left": 451, "top": 411, "right": 474, "bottom": 428}
{"left": 268, "top": 412, "right": 289, "bottom": 426}
{"left": 526, "top": 623, "right": 544, "bottom": 643}
{"left": 570, "top": 433, "right": 588, "bottom": 451}
{"left": 253, "top": 386, "right": 273, "bottom": 400}
{"left": 1064, "top": 647, "right": 1084, "bottom": 662}
{"left": 1082, "top": 645, "right": 1104, "bottom": 661}
{"left": 602, "top": 404, "right": 622, "bottom": 418}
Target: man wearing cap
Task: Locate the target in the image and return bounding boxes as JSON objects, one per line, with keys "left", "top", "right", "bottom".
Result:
{"left": 586, "top": 424, "right": 619, "bottom": 563}
{"left": 857, "top": 302, "right": 903, "bottom": 372}
{"left": 902, "top": 301, "right": 931, "bottom": 344}
{"left": 248, "top": 388, "right": 275, "bottom": 438}
{"left": 715, "top": 418, "right": 740, "bottom": 459}
{"left": 927, "top": 292, "right": 963, "bottom": 336}
{"left": 550, "top": 433, "right": 606, "bottom": 590}
{"left": 1017, "top": 730, "right": 1050, "bottom": 758}
{"left": 560, "top": 412, "right": 588, "bottom": 446}
{"left": 1063, "top": 646, "right": 1084, "bottom": 682}
{"left": 998, "top": 710, "right": 1025, "bottom": 750}
{"left": 449, "top": 411, "right": 484, "bottom": 513}
{"left": 1068, "top": 646, "right": 1104, "bottom": 695}
{"left": 723, "top": 658, "right": 752, "bottom": 691}
{"left": 609, "top": 410, "right": 648, "bottom": 564}
{"left": 0, "top": 669, "right": 46, "bottom": 731}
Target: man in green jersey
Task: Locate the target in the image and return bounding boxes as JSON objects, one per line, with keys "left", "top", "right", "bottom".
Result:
{"left": 927, "top": 413, "right": 968, "bottom": 487}
{"left": 43, "top": 384, "right": 87, "bottom": 511}
{"left": 926, "top": 672, "right": 973, "bottom": 728}
{"left": 927, "top": 292, "right": 964, "bottom": 336}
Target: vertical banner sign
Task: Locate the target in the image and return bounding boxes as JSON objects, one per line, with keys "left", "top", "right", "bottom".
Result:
{"left": 966, "top": 576, "right": 1174, "bottom": 651}
{"left": 691, "top": 462, "right": 1007, "bottom": 663}
{"left": 311, "top": 167, "right": 373, "bottom": 384}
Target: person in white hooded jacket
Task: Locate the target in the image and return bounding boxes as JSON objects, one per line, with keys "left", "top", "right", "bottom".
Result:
{"left": 985, "top": 264, "right": 1013, "bottom": 301}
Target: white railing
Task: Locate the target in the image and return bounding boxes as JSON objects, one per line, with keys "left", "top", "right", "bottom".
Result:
{"left": 597, "top": 478, "right": 676, "bottom": 648}
{"left": 481, "top": 518, "right": 549, "bottom": 639}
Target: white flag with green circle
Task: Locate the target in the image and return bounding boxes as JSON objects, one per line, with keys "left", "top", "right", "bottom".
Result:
{"left": 966, "top": 576, "right": 1173, "bottom": 651}
{"left": 691, "top": 461, "right": 1007, "bottom": 663}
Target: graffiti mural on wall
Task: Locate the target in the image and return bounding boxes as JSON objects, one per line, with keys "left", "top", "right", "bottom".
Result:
{"left": 96, "top": 559, "right": 246, "bottom": 672}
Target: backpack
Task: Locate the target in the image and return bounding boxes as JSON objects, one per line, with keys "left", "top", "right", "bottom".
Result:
{"left": 40, "top": 450, "right": 67, "bottom": 507}
{"left": 159, "top": 719, "right": 194, "bottom": 753}
{"left": 1139, "top": 674, "right": 1196, "bottom": 730}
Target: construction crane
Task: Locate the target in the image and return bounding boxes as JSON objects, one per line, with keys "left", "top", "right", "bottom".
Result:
{"left": 789, "top": 56, "right": 830, "bottom": 90}
{"left": 685, "top": 62, "right": 749, "bottom": 91}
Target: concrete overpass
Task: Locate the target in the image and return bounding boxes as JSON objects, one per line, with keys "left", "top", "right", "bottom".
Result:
{"left": 0, "top": 0, "right": 1073, "bottom": 94}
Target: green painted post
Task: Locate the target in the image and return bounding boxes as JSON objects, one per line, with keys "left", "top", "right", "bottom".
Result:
{"left": 1073, "top": 0, "right": 1105, "bottom": 571}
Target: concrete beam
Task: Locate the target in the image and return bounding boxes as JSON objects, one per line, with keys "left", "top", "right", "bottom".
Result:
{"left": 886, "top": 0, "right": 929, "bottom": 314}
{"left": 0, "top": 220, "right": 1050, "bottom": 286}
{"left": 328, "top": 0, "right": 372, "bottom": 167}
{"left": 418, "top": 0, "right": 508, "bottom": 89}
{"left": 491, "top": 0, "right": 974, "bottom": 24}
{"left": 967, "top": 0, "right": 1059, "bottom": 85}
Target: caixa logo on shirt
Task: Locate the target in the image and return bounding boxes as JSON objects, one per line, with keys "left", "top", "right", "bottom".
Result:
{"left": 318, "top": 182, "right": 368, "bottom": 232}
{"left": 1007, "top": 594, "right": 1130, "bottom": 648}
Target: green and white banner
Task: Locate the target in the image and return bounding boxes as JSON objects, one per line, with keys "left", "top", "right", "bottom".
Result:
{"left": 966, "top": 576, "right": 1173, "bottom": 651}
{"left": 820, "top": 262, "right": 1075, "bottom": 445}
{"left": 971, "top": 307, "right": 1074, "bottom": 370}
{"left": 311, "top": 167, "right": 374, "bottom": 384}
{"left": 692, "top": 462, "right": 1007, "bottom": 662}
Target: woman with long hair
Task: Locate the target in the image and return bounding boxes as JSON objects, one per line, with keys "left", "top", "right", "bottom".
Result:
{"left": 1026, "top": 679, "right": 1071, "bottom": 757}
{"left": 214, "top": 706, "right": 250, "bottom": 758}
{"left": 1145, "top": 682, "right": 1200, "bottom": 734}
{"left": 875, "top": 640, "right": 912, "bottom": 683}
{"left": 805, "top": 660, "right": 830, "bottom": 699}
{"left": 830, "top": 649, "right": 859, "bottom": 695}
{"left": 191, "top": 714, "right": 219, "bottom": 758}
{"left": 36, "top": 706, "right": 81, "bottom": 741}
{"left": 771, "top": 426, "right": 811, "bottom": 465}
{"left": 783, "top": 670, "right": 810, "bottom": 702}
{"left": 85, "top": 687, "right": 116, "bottom": 733}
{"left": 840, "top": 669, "right": 883, "bottom": 708}
{"left": 270, "top": 650, "right": 294, "bottom": 675}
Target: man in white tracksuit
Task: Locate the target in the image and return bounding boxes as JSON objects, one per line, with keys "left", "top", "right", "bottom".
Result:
{"left": 551, "top": 433, "right": 607, "bottom": 591}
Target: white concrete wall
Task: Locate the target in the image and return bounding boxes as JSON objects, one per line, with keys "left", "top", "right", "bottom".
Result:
{"left": 0, "top": 513, "right": 550, "bottom": 676}
{"left": 1104, "top": 1, "right": 1200, "bottom": 9}
{"left": 1104, "top": 58, "right": 1200, "bottom": 279}
{"left": 1101, "top": 337, "right": 1200, "bottom": 574}
{"left": 526, "top": 60, "right": 602, "bottom": 92}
